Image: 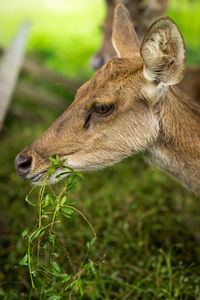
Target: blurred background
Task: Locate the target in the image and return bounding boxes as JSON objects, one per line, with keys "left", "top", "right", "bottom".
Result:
{"left": 0, "top": 0, "right": 200, "bottom": 298}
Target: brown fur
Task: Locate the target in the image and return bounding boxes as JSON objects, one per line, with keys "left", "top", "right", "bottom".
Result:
{"left": 16, "top": 5, "right": 200, "bottom": 196}
{"left": 179, "top": 66, "right": 200, "bottom": 102}
{"left": 146, "top": 87, "right": 200, "bottom": 194}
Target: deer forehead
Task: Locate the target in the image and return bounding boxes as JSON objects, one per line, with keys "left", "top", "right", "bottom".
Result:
{"left": 75, "top": 58, "right": 144, "bottom": 105}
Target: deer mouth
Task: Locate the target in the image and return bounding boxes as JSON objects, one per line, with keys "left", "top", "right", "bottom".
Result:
{"left": 30, "top": 171, "right": 47, "bottom": 183}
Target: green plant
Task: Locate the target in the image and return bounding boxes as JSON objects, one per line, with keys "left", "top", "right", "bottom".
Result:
{"left": 20, "top": 155, "right": 96, "bottom": 299}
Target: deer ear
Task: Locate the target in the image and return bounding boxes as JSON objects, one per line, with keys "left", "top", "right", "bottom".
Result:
{"left": 141, "top": 17, "right": 186, "bottom": 86}
{"left": 112, "top": 3, "right": 140, "bottom": 59}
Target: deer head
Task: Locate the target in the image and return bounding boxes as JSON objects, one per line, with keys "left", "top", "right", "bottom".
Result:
{"left": 91, "top": 0, "right": 168, "bottom": 70}
{"left": 15, "top": 4, "right": 185, "bottom": 186}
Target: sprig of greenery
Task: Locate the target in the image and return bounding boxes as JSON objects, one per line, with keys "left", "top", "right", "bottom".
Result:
{"left": 20, "top": 155, "right": 96, "bottom": 299}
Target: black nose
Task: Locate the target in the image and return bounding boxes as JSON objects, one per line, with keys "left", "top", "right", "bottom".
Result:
{"left": 90, "top": 55, "right": 104, "bottom": 70}
{"left": 15, "top": 155, "right": 32, "bottom": 179}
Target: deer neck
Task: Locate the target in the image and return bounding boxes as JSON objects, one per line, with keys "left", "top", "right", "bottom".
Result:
{"left": 146, "top": 86, "right": 200, "bottom": 195}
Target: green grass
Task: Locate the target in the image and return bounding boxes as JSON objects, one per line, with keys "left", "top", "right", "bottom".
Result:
{"left": 168, "top": 0, "right": 200, "bottom": 64}
{"left": 0, "top": 0, "right": 200, "bottom": 299}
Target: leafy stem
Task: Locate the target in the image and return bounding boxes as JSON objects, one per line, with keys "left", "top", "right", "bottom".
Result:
{"left": 20, "top": 155, "right": 97, "bottom": 299}
{"left": 49, "top": 186, "right": 67, "bottom": 234}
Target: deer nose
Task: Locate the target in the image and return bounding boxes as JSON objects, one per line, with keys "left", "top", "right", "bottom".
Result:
{"left": 90, "top": 55, "right": 104, "bottom": 70}
{"left": 15, "top": 155, "right": 32, "bottom": 179}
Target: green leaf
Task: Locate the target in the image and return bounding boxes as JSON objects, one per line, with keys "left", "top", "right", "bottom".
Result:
{"left": 78, "top": 279, "right": 84, "bottom": 297}
{"left": 64, "top": 207, "right": 74, "bottom": 215}
{"left": 60, "top": 195, "right": 67, "bottom": 206}
{"left": 19, "top": 254, "right": 28, "bottom": 266}
{"left": 61, "top": 274, "right": 71, "bottom": 283}
{"left": 55, "top": 154, "right": 60, "bottom": 161}
{"left": 61, "top": 212, "right": 71, "bottom": 219}
{"left": 52, "top": 261, "right": 61, "bottom": 277}
{"left": 61, "top": 166, "right": 74, "bottom": 172}
{"left": 75, "top": 172, "right": 84, "bottom": 179}
{"left": 42, "top": 194, "right": 50, "bottom": 208}
{"left": 48, "top": 156, "right": 57, "bottom": 163}
{"left": 48, "top": 194, "right": 56, "bottom": 207}
{"left": 25, "top": 195, "right": 36, "bottom": 206}
{"left": 29, "top": 227, "right": 44, "bottom": 243}
{"left": 48, "top": 164, "right": 57, "bottom": 175}
{"left": 21, "top": 228, "right": 29, "bottom": 238}
{"left": 61, "top": 207, "right": 74, "bottom": 219}
{"left": 86, "top": 237, "right": 96, "bottom": 249}
{"left": 56, "top": 171, "right": 70, "bottom": 179}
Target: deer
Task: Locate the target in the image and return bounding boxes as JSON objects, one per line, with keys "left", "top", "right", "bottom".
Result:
{"left": 91, "top": 0, "right": 200, "bottom": 103}
{"left": 15, "top": 4, "right": 200, "bottom": 197}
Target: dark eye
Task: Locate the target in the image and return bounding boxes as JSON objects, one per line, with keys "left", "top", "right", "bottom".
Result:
{"left": 93, "top": 103, "right": 114, "bottom": 115}
{"left": 84, "top": 103, "right": 114, "bottom": 129}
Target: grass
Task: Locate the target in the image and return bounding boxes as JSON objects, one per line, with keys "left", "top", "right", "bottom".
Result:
{"left": 169, "top": 0, "right": 200, "bottom": 64}
{"left": 0, "top": 0, "right": 200, "bottom": 299}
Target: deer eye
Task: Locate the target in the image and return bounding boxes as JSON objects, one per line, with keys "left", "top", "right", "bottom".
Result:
{"left": 93, "top": 103, "right": 114, "bottom": 115}
{"left": 84, "top": 103, "right": 114, "bottom": 129}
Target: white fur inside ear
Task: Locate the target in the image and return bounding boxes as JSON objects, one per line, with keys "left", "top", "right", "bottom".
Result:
{"left": 112, "top": 39, "right": 121, "bottom": 58}
{"left": 143, "top": 66, "right": 156, "bottom": 82}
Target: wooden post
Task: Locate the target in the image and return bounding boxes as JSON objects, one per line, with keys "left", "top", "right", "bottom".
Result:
{"left": 0, "top": 22, "right": 30, "bottom": 130}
